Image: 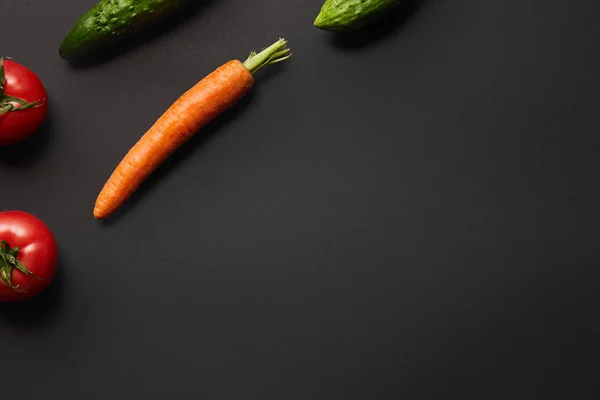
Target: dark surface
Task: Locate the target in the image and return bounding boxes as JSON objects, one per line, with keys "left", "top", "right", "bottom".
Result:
{"left": 1, "top": 0, "right": 600, "bottom": 398}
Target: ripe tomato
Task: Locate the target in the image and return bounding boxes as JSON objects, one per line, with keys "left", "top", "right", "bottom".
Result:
{"left": 0, "top": 211, "right": 58, "bottom": 302}
{"left": 0, "top": 58, "right": 49, "bottom": 146}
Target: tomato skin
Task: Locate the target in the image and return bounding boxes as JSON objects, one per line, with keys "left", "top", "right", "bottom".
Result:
{"left": 0, "top": 59, "right": 49, "bottom": 146}
{"left": 0, "top": 211, "right": 58, "bottom": 302}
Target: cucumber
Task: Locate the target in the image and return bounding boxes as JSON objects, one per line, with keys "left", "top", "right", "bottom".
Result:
{"left": 314, "top": 0, "right": 403, "bottom": 31}
{"left": 59, "top": 0, "right": 191, "bottom": 60}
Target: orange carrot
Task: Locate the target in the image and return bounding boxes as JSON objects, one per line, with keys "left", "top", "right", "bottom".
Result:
{"left": 94, "top": 39, "right": 291, "bottom": 219}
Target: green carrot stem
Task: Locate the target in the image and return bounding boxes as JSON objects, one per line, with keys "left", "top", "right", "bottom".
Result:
{"left": 243, "top": 38, "right": 291, "bottom": 75}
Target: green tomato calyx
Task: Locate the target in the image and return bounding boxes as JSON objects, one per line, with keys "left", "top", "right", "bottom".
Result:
{"left": 0, "top": 58, "right": 42, "bottom": 117}
{"left": 0, "top": 240, "right": 41, "bottom": 292}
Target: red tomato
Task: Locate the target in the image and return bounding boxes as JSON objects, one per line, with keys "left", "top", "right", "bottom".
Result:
{"left": 0, "top": 211, "right": 58, "bottom": 302}
{"left": 0, "top": 59, "right": 49, "bottom": 146}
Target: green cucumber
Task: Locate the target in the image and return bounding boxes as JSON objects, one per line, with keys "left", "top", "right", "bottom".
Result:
{"left": 314, "top": 0, "right": 403, "bottom": 31}
{"left": 59, "top": 0, "right": 192, "bottom": 60}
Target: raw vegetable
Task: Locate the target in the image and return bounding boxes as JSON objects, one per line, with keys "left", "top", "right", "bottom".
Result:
{"left": 59, "top": 0, "right": 192, "bottom": 60}
{"left": 0, "top": 59, "right": 48, "bottom": 146}
{"left": 314, "top": 0, "right": 403, "bottom": 31}
{"left": 93, "top": 38, "right": 291, "bottom": 219}
{"left": 0, "top": 211, "right": 58, "bottom": 302}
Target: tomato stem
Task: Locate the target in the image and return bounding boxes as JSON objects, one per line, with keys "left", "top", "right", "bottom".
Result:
{"left": 0, "top": 240, "right": 41, "bottom": 292}
{"left": 0, "top": 57, "right": 43, "bottom": 117}
{"left": 0, "top": 57, "right": 5, "bottom": 96}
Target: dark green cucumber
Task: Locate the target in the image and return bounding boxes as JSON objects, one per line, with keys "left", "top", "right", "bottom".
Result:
{"left": 59, "top": 0, "right": 192, "bottom": 60}
{"left": 314, "top": 0, "right": 403, "bottom": 31}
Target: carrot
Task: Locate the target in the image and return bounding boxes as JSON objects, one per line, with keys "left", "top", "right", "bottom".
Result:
{"left": 93, "top": 39, "right": 291, "bottom": 219}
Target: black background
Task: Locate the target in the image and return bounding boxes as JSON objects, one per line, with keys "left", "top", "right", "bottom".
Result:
{"left": 1, "top": 0, "right": 600, "bottom": 398}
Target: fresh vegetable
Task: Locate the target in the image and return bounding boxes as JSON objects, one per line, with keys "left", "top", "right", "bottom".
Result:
{"left": 314, "top": 0, "right": 403, "bottom": 31}
{"left": 0, "top": 211, "right": 58, "bottom": 302}
{"left": 59, "top": 0, "right": 193, "bottom": 60}
{"left": 93, "top": 39, "right": 291, "bottom": 219}
{"left": 0, "top": 59, "right": 48, "bottom": 146}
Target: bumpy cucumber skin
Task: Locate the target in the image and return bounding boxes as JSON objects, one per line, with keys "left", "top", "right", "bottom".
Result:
{"left": 314, "top": 0, "right": 402, "bottom": 31}
{"left": 59, "top": 0, "right": 190, "bottom": 59}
